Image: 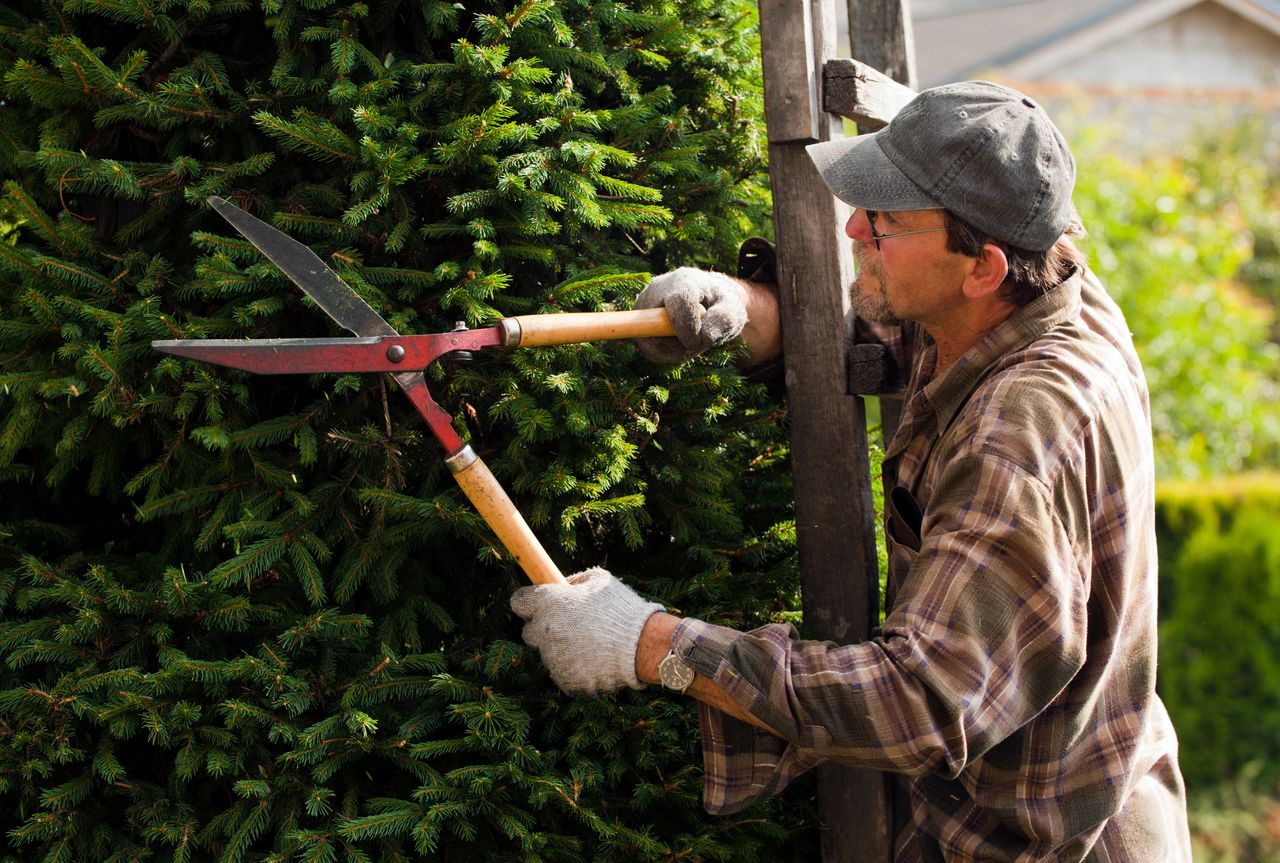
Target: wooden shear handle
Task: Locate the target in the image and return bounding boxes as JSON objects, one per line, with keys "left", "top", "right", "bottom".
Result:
{"left": 446, "top": 446, "right": 566, "bottom": 585}
{"left": 502, "top": 308, "right": 674, "bottom": 347}
{"left": 436, "top": 309, "right": 676, "bottom": 586}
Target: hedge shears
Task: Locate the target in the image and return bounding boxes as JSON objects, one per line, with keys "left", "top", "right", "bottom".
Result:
{"left": 152, "top": 197, "right": 675, "bottom": 586}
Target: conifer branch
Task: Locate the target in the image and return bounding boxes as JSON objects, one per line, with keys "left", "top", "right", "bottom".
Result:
{"left": 0, "top": 0, "right": 789, "bottom": 856}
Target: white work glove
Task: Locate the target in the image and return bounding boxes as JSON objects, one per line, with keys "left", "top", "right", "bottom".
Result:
{"left": 634, "top": 267, "right": 748, "bottom": 363}
{"left": 510, "top": 567, "right": 663, "bottom": 696}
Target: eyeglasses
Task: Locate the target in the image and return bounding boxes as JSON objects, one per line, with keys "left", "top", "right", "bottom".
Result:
{"left": 865, "top": 210, "right": 947, "bottom": 251}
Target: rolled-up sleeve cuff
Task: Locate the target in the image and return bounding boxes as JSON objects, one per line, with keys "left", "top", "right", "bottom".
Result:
{"left": 672, "top": 616, "right": 745, "bottom": 677}
{"left": 672, "top": 617, "right": 822, "bottom": 815}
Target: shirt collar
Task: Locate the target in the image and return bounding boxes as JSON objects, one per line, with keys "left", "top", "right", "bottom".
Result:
{"left": 907, "top": 266, "right": 1084, "bottom": 444}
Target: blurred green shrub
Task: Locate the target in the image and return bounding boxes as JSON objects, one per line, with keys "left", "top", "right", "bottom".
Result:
{"left": 1196, "top": 121, "right": 1280, "bottom": 318}
{"left": 1156, "top": 474, "right": 1280, "bottom": 578}
{"left": 1156, "top": 475, "right": 1280, "bottom": 790}
{"left": 1188, "top": 765, "right": 1280, "bottom": 863}
{"left": 1072, "top": 122, "right": 1280, "bottom": 479}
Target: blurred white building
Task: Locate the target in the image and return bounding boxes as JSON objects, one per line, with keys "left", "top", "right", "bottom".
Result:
{"left": 895, "top": 0, "right": 1280, "bottom": 141}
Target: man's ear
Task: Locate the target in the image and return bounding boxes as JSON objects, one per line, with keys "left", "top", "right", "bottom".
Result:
{"left": 961, "top": 243, "right": 1009, "bottom": 300}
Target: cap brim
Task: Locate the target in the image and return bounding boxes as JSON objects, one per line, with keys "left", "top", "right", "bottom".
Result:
{"left": 806, "top": 134, "right": 939, "bottom": 211}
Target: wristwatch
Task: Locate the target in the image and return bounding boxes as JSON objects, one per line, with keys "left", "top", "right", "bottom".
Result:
{"left": 658, "top": 649, "right": 696, "bottom": 693}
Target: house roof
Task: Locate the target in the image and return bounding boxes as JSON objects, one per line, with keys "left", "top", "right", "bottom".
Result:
{"left": 912, "top": 0, "right": 1280, "bottom": 86}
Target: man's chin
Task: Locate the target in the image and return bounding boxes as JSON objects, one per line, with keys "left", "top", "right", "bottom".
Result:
{"left": 859, "top": 308, "right": 902, "bottom": 326}
{"left": 850, "top": 286, "right": 901, "bottom": 325}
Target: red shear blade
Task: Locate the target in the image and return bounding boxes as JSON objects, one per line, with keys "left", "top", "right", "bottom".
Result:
{"left": 207, "top": 196, "right": 397, "bottom": 339}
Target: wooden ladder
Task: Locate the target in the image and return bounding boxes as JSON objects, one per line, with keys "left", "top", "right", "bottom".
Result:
{"left": 756, "top": 0, "right": 919, "bottom": 859}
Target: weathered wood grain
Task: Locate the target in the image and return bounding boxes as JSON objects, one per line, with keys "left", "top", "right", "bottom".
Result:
{"left": 824, "top": 57, "right": 916, "bottom": 130}
{"left": 771, "top": 145, "right": 895, "bottom": 860}
{"left": 848, "top": 0, "right": 918, "bottom": 90}
{"left": 758, "top": 0, "right": 894, "bottom": 858}
{"left": 759, "top": 0, "right": 820, "bottom": 142}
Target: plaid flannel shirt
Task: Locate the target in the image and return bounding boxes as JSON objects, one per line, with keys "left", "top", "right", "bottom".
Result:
{"left": 671, "top": 267, "right": 1192, "bottom": 861}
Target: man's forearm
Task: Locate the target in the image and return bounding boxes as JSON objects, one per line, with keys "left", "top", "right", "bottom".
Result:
{"left": 735, "top": 279, "right": 782, "bottom": 368}
{"left": 635, "top": 612, "right": 782, "bottom": 736}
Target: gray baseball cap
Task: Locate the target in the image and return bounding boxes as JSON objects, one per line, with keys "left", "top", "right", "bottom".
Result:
{"left": 806, "top": 81, "right": 1075, "bottom": 251}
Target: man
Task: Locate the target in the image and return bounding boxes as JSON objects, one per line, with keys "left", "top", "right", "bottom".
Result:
{"left": 510, "top": 81, "right": 1192, "bottom": 860}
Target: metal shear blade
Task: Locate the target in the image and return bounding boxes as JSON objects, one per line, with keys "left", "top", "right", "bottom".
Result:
{"left": 151, "top": 197, "right": 673, "bottom": 585}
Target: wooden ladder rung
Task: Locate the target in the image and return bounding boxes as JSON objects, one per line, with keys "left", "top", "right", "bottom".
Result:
{"left": 823, "top": 58, "right": 917, "bottom": 131}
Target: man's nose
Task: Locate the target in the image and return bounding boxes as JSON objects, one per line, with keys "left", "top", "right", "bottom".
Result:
{"left": 845, "top": 209, "right": 873, "bottom": 243}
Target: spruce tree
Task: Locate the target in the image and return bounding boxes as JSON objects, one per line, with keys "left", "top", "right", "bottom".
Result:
{"left": 0, "top": 0, "right": 815, "bottom": 859}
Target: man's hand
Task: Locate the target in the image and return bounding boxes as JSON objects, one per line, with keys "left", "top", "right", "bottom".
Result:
{"left": 510, "top": 568, "right": 663, "bottom": 696}
{"left": 634, "top": 268, "right": 749, "bottom": 363}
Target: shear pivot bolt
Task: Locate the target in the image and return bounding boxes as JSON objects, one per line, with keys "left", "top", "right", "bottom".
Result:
{"left": 386, "top": 344, "right": 406, "bottom": 363}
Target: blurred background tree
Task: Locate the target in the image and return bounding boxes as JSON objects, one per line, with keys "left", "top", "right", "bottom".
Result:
{"left": 1073, "top": 119, "right": 1280, "bottom": 480}
{"left": 1073, "top": 119, "right": 1280, "bottom": 862}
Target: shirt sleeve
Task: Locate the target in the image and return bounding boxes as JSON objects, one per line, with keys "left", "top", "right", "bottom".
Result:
{"left": 674, "top": 450, "right": 1089, "bottom": 815}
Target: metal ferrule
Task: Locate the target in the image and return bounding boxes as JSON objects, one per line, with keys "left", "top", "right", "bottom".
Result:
{"left": 444, "top": 445, "right": 478, "bottom": 474}
{"left": 499, "top": 317, "right": 522, "bottom": 347}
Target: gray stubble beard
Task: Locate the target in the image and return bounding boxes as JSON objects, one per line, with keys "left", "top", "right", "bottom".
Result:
{"left": 849, "top": 244, "right": 901, "bottom": 325}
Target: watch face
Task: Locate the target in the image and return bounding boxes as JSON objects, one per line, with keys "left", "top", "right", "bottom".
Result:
{"left": 660, "top": 652, "right": 695, "bottom": 691}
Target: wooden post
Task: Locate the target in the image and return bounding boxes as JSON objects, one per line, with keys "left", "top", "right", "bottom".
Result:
{"left": 757, "top": 0, "right": 892, "bottom": 859}
{"left": 835, "top": 9, "right": 921, "bottom": 855}
{"left": 848, "top": 0, "right": 918, "bottom": 91}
